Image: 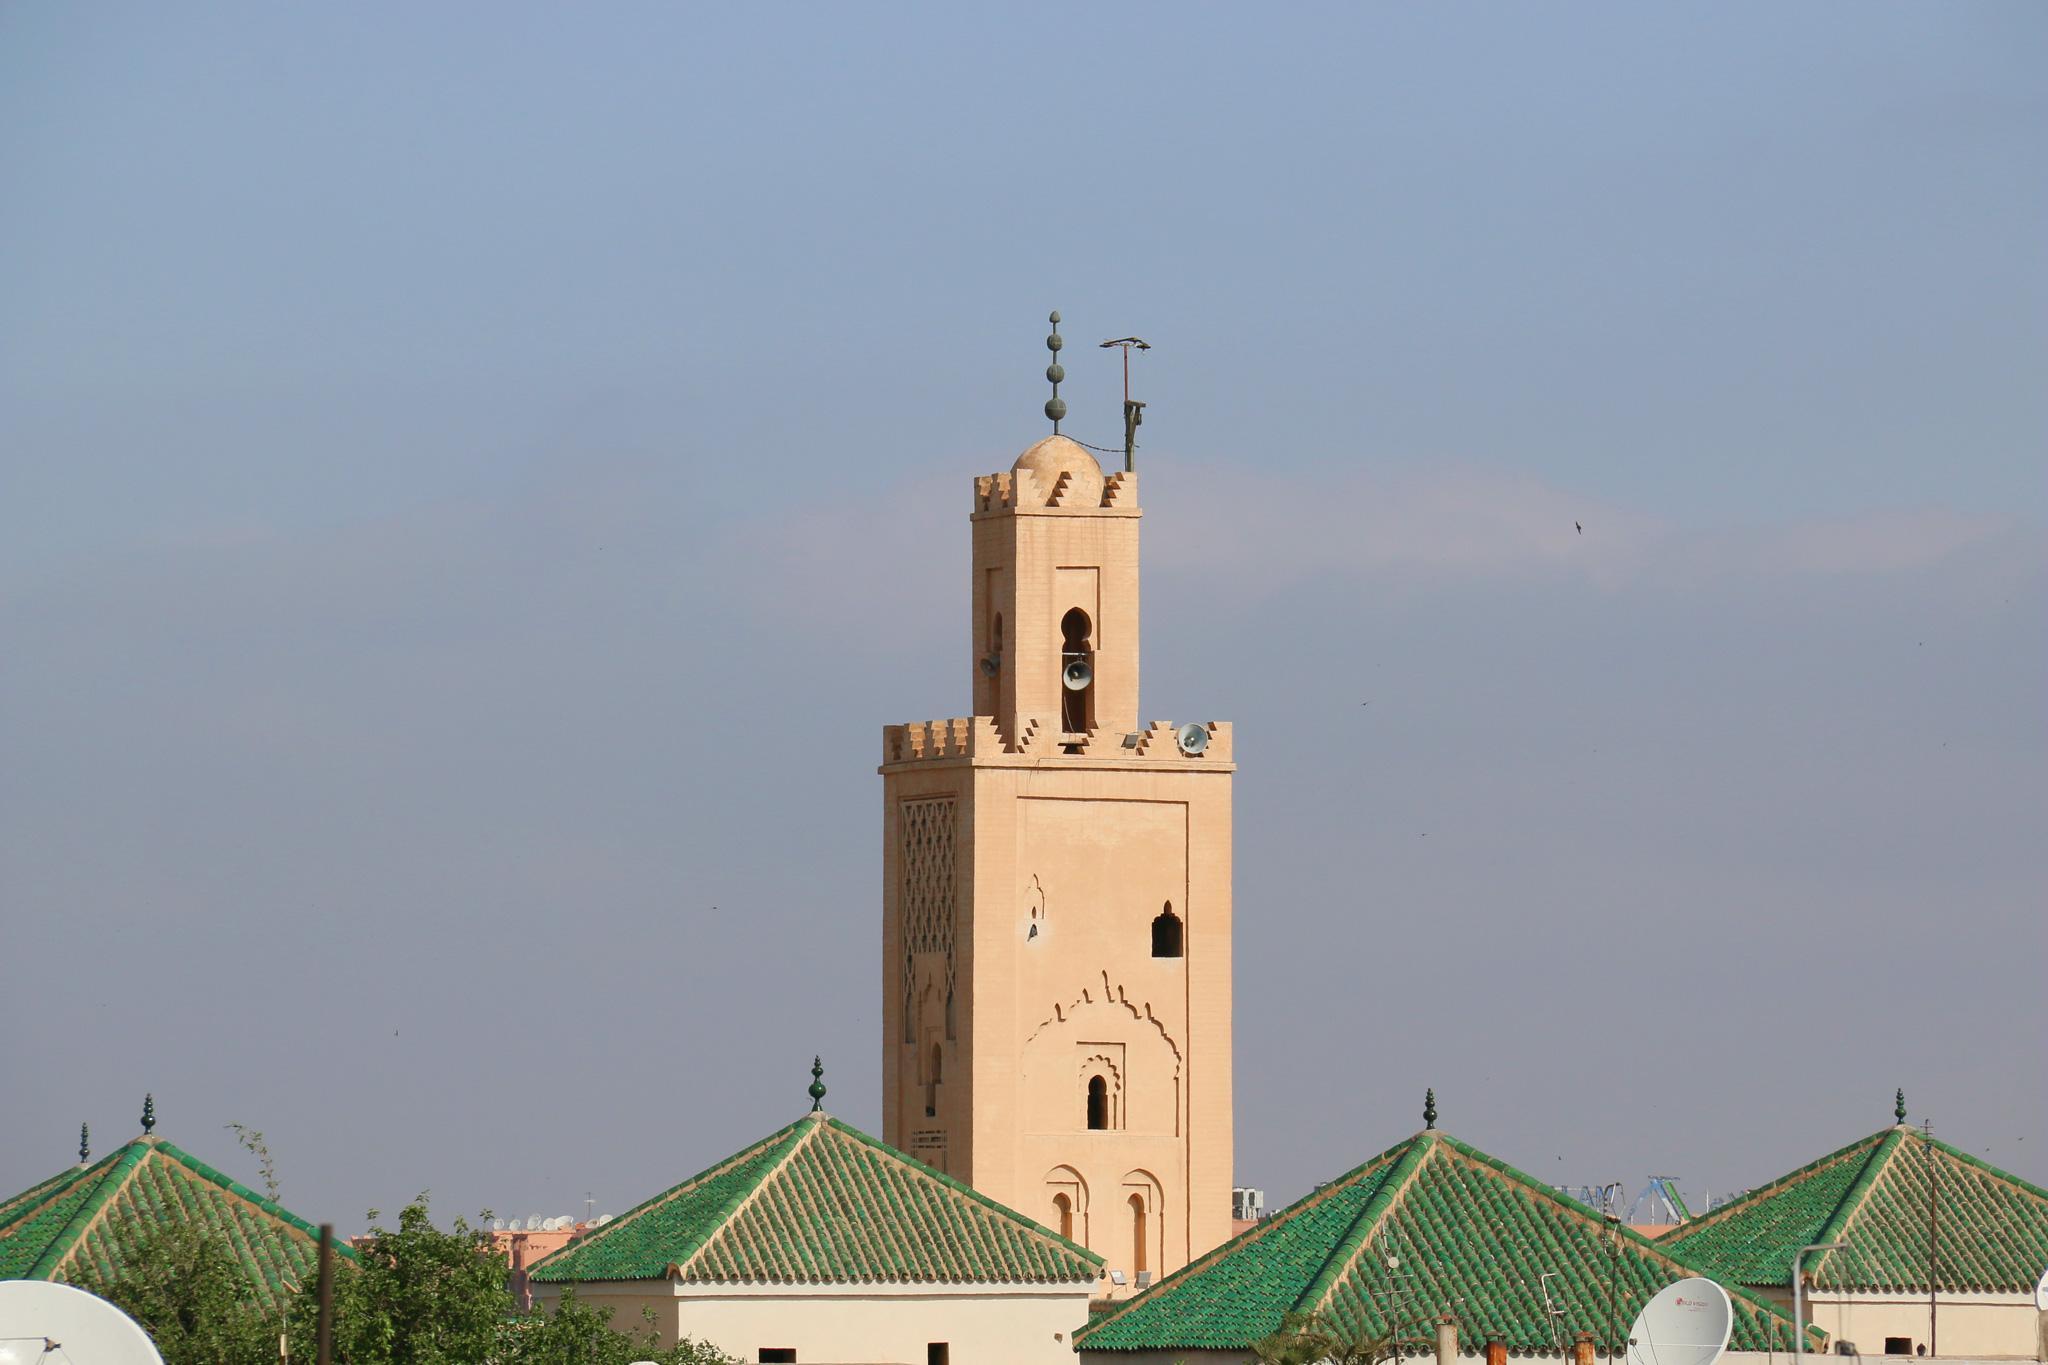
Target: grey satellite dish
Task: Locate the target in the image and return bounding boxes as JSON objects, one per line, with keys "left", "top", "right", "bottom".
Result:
{"left": 1175, "top": 723, "right": 1209, "bottom": 756}
{"left": 1063, "top": 658, "right": 1092, "bottom": 691}
{"left": 979, "top": 654, "right": 1000, "bottom": 678}
{"left": 1626, "top": 1277, "right": 1732, "bottom": 1365}
{"left": 0, "top": 1281, "right": 166, "bottom": 1365}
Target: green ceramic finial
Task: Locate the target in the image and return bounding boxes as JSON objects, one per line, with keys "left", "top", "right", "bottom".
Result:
{"left": 1044, "top": 311, "right": 1067, "bottom": 433}
{"left": 79, "top": 1123, "right": 90, "bottom": 1164}
{"left": 140, "top": 1093, "right": 155, "bottom": 1135}
{"left": 1895, "top": 1088, "right": 1907, "bottom": 1125}
{"left": 1424, "top": 1088, "right": 1438, "bottom": 1130}
{"left": 808, "top": 1056, "right": 827, "bottom": 1113}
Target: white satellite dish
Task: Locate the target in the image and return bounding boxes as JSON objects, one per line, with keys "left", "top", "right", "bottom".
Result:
{"left": 1626, "top": 1277, "right": 1732, "bottom": 1365}
{"left": 2033, "top": 1264, "right": 2048, "bottom": 1312}
{"left": 0, "top": 1281, "right": 166, "bottom": 1365}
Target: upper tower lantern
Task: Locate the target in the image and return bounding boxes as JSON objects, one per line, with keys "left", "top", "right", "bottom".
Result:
{"left": 971, "top": 433, "right": 1141, "bottom": 748}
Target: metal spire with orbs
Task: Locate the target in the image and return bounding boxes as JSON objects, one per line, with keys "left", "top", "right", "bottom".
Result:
{"left": 1044, "top": 312, "right": 1066, "bottom": 433}
{"left": 140, "top": 1093, "right": 156, "bottom": 1135}
{"left": 79, "top": 1123, "right": 90, "bottom": 1165}
{"left": 1895, "top": 1088, "right": 1907, "bottom": 1125}
{"left": 809, "top": 1057, "right": 828, "bottom": 1113}
{"left": 1424, "top": 1088, "right": 1438, "bottom": 1130}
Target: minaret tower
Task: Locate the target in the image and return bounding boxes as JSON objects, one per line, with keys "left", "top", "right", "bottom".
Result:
{"left": 880, "top": 314, "right": 1235, "bottom": 1289}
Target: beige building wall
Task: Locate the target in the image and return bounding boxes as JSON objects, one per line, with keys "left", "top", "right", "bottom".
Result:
{"left": 536, "top": 1279, "right": 1093, "bottom": 1365}
{"left": 1800, "top": 1291, "right": 2046, "bottom": 1360}
{"left": 881, "top": 437, "right": 1235, "bottom": 1288}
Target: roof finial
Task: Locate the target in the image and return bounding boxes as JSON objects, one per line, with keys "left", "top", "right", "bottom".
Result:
{"left": 79, "top": 1123, "right": 90, "bottom": 1165}
{"left": 808, "top": 1056, "right": 827, "bottom": 1113}
{"left": 1895, "top": 1088, "right": 1907, "bottom": 1125}
{"left": 140, "top": 1093, "right": 156, "bottom": 1135}
{"left": 1043, "top": 311, "right": 1066, "bottom": 433}
{"left": 1424, "top": 1088, "right": 1438, "bottom": 1130}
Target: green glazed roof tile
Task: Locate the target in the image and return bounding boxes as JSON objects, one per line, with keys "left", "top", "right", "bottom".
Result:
{"left": 0, "top": 1135, "right": 351, "bottom": 1313}
{"left": 1078, "top": 1131, "right": 1815, "bottom": 1354}
{"left": 528, "top": 1112, "right": 1100, "bottom": 1286}
{"left": 1662, "top": 1126, "right": 2048, "bottom": 1293}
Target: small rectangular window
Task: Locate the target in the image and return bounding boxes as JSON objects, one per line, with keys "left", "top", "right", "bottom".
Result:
{"left": 928, "top": 1346, "right": 949, "bottom": 1365}
{"left": 1883, "top": 1340, "right": 1912, "bottom": 1357}
{"left": 760, "top": 1351, "right": 796, "bottom": 1364}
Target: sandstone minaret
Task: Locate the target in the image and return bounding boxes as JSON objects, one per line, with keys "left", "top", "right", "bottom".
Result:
{"left": 880, "top": 315, "right": 1234, "bottom": 1289}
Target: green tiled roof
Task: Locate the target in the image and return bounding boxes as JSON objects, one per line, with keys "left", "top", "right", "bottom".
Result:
{"left": 1660, "top": 1125, "right": 2048, "bottom": 1292}
{"left": 528, "top": 1112, "right": 1100, "bottom": 1286}
{"left": 1077, "top": 1130, "right": 1815, "bottom": 1354}
{"left": 0, "top": 1135, "right": 351, "bottom": 1312}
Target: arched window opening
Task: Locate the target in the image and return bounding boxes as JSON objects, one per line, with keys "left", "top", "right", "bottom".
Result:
{"left": 1128, "top": 1194, "right": 1148, "bottom": 1275}
{"left": 1053, "top": 1192, "right": 1073, "bottom": 1240}
{"left": 1060, "top": 607, "right": 1093, "bottom": 738}
{"left": 1152, "top": 904, "right": 1183, "bottom": 958}
{"left": 926, "top": 1043, "right": 942, "bottom": 1117}
{"left": 1086, "top": 1074, "right": 1109, "bottom": 1131}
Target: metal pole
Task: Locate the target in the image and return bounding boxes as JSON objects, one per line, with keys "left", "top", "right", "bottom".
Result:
{"left": 315, "top": 1223, "right": 334, "bottom": 1365}
{"left": 1793, "top": 1242, "right": 1845, "bottom": 1355}
{"left": 1927, "top": 1139, "right": 1939, "bottom": 1356}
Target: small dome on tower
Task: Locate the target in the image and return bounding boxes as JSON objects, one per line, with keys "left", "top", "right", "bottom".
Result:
{"left": 1011, "top": 435, "right": 1104, "bottom": 508}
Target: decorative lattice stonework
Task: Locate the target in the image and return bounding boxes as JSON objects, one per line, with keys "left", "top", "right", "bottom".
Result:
{"left": 900, "top": 797, "right": 957, "bottom": 1040}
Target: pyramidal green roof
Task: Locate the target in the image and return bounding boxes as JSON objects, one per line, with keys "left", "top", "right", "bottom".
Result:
{"left": 1660, "top": 1125, "right": 2048, "bottom": 1292}
{"left": 1078, "top": 1130, "right": 1815, "bottom": 1354}
{"left": 528, "top": 1112, "right": 1101, "bottom": 1286}
{"left": 0, "top": 1135, "right": 349, "bottom": 1312}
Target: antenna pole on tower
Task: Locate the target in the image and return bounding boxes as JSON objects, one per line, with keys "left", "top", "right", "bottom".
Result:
{"left": 1098, "top": 336, "right": 1150, "bottom": 472}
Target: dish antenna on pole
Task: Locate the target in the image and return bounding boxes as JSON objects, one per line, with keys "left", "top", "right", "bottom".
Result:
{"left": 1626, "top": 1277, "right": 1733, "bottom": 1365}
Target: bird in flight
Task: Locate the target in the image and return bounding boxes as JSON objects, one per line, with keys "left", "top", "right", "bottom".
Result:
{"left": 1574, "top": 521, "right": 1583, "bottom": 535}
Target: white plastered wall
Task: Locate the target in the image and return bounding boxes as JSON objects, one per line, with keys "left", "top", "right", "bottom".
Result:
{"left": 535, "top": 1279, "right": 1095, "bottom": 1365}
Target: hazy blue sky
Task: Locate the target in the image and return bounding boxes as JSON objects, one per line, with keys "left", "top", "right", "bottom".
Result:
{"left": 3, "top": 4, "right": 2043, "bottom": 1232}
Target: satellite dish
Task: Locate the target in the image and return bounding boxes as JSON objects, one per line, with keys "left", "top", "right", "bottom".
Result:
{"left": 2033, "top": 1264, "right": 2048, "bottom": 1312}
{"left": 0, "top": 1281, "right": 166, "bottom": 1365}
{"left": 528, "top": 1215, "right": 544, "bottom": 1232}
{"left": 492, "top": 1218, "right": 505, "bottom": 1231}
{"left": 1176, "top": 723, "right": 1209, "bottom": 756}
{"left": 1626, "top": 1277, "right": 1732, "bottom": 1365}
{"left": 979, "top": 654, "right": 1000, "bottom": 678}
{"left": 1063, "top": 658, "right": 1092, "bottom": 691}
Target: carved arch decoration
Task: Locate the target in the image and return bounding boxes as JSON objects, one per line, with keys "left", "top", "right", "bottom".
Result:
{"left": 1024, "top": 970, "right": 1184, "bottom": 1137}
{"left": 1025, "top": 970, "right": 1185, "bottom": 1074}
{"left": 1044, "top": 1164, "right": 1089, "bottom": 1244}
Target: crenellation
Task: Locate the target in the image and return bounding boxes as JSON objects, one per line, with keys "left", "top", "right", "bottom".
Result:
{"left": 885, "top": 717, "right": 1232, "bottom": 765}
{"left": 1100, "top": 471, "right": 1136, "bottom": 508}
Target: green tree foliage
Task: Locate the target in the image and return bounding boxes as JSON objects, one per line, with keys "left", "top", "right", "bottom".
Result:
{"left": 283, "top": 1195, "right": 732, "bottom": 1365}
{"left": 287, "top": 1199, "right": 507, "bottom": 1365}
{"left": 77, "top": 1194, "right": 730, "bottom": 1365}
{"left": 1250, "top": 1310, "right": 1399, "bottom": 1365}
{"left": 75, "top": 1219, "right": 282, "bottom": 1365}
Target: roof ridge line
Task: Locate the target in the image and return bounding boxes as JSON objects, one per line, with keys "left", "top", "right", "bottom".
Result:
{"left": 1431, "top": 1135, "right": 1824, "bottom": 1353}
{"left": 1080, "top": 1140, "right": 1415, "bottom": 1343}
{"left": 527, "top": 1116, "right": 812, "bottom": 1279}
{"left": 145, "top": 1137, "right": 352, "bottom": 1254}
{"left": 24, "top": 1141, "right": 149, "bottom": 1279}
{"left": 670, "top": 1118, "right": 818, "bottom": 1279}
{"left": 1810, "top": 1127, "right": 1905, "bottom": 1273}
{"left": 0, "top": 1159, "right": 109, "bottom": 1240}
{"left": 1920, "top": 1131, "right": 2048, "bottom": 1205}
{"left": 818, "top": 1117, "right": 1102, "bottom": 1267}
{"left": 1663, "top": 1129, "right": 1889, "bottom": 1238}
{"left": 1301, "top": 1132, "right": 1434, "bottom": 1316}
